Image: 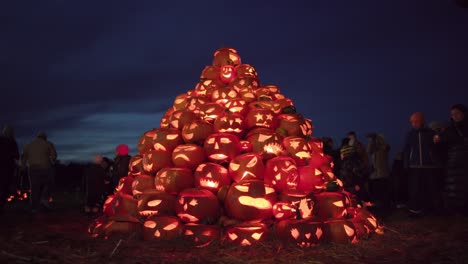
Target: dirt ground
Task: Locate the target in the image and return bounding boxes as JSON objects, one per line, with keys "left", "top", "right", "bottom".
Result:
{"left": 1, "top": 193, "right": 468, "bottom": 264}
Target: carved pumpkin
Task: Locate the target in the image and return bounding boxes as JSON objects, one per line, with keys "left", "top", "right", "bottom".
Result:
{"left": 169, "top": 110, "right": 198, "bottom": 130}
{"left": 297, "top": 165, "right": 325, "bottom": 194}
{"left": 282, "top": 136, "right": 312, "bottom": 166}
{"left": 136, "top": 189, "right": 176, "bottom": 218}
{"left": 229, "top": 77, "right": 259, "bottom": 92}
{"left": 155, "top": 168, "right": 194, "bottom": 194}
{"left": 255, "top": 85, "right": 281, "bottom": 100}
{"left": 152, "top": 128, "right": 183, "bottom": 153}
{"left": 229, "top": 153, "right": 265, "bottom": 183}
{"left": 213, "top": 112, "right": 246, "bottom": 138}
{"left": 114, "top": 176, "right": 134, "bottom": 195}
{"left": 143, "top": 216, "right": 184, "bottom": 241}
{"left": 246, "top": 128, "right": 284, "bottom": 160}
{"left": 224, "top": 222, "right": 268, "bottom": 246}
{"left": 204, "top": 133, "right": 242, "bottom": 163}
{"left": 194, "top": 79, "right": 223, "bottom": 98}
{"left": 238, "top": 87, "right": 257, "bottom": 103}
{"left": 137, "top": 128, "right": 157, "bottom": 154}
{"left": 323, "top": 219, "right": 358, "bottom": 244}
{"left": 235, "top": 64, "right": 257, "bottom": 79}
{"left": 142, "top": 149, "right": 173, "bottom": 175}
{"left": 131, "top": 174, "right": 155, "bottom": 197}
{"left": 183, "top": 223, "right": 221, "bottom": 248}
{"left": 172, "top": 93, "right": 189, "bottom": 111}
{"left": 278, "top": 189, "right": 317, "bottom": 219}
{"left": 249, "top": 100, "right": 283, "bottom": 114}
{"left": 272, "top": 202, "right": 296, "bottom": 220}
{"left": 245, "top": 108, "right": 277, "bottom": 130}
{"left": 99, "top": 220, "right": 142, "bottom": 238}
{"left": 199, "top": 102, "right": 226, "bottom": 123}
{"left": 200, "top": 65, "right": 220, "bottom": 80}
{"left": 219, "top": 65, "right": 236, "bottom": 84}
{"left": 160, "top": 108, "right": 174, "bottom": 128}
{"left": 315, "top": 192, "right": 350, "bottom": 220}
{"left": 181, "top": 119, "right": 214, "bottom": 145}
{"left": 172, "top": 144, "right": 206, "bottom": 170}
{"left": 275, "top": 218, "right": 324, "bottom": 248}
{"left": 276, "top": 113, "right": 312, "bottom": 138}
{"left": 239, "top": 140, "right": 253, "bottom": 153}
{"left": 175, "top": 188, "right": 220, "bottom": 224}
{"left": 212, "top": 47, "right": 241, "bottom": 67}
{"left": 346, "top": 207, "right": 379, "bottom": 234}
{"left": 194, "top": 162, "right": 231, "bottom": 193}
{"left": 264, "top": 156, "right": 299, "bottom": 193}
{"left": 108, "top": 192, "right": 138, "bottom": 222}
{"left": 224, "top": 98, "right": 248, "bottom": 116}
{"left": 223, "top": 180, "right": 276, "bottom": 221}
{"left": 211, "top": 86, "right": 238, "bottom": 106}
{"left": 128, "top": 155, "right": 144, "bottom": 175}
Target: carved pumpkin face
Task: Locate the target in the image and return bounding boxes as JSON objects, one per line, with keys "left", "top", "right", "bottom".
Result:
{"left": 128, "top": 155, "right": 144, "bottom": 175}
{"left": 193, "top": 79, "right": 222, "bottom": 98}
{"left": 212, "top": 47, "right": 241, "bottom": 67}
{"left": 223, "top": 180, "right": 277, "bottom": 221}
{"left": 272, "top": 202, "right": 296, "bottom": 220}
{"left": 172, "top": 144, "right": 206, "bottom": 170}
{"left": 264, "top": 156, "right": 299, "bottom": 193}
{"left": 211, "top": 86, "right": 238, "bottom": 106}
{"left": 183, "top": 223, "right": 221, "bottom": 248}
{"left": 276, "top": 218, "right": 324, "bottom": 248}
{"left": 239, "top": 140, "right": 253, "bottom": 153}
{"left": 114, "top": 176, "right": 134, "bottom": 195}
{"left": 276, "top": 114, "right": 312, "bottom": 138}
{"left": 249, "top": 100, "right": 284, "bottom": 114}
{"left": 194, "top": 162, "right": 231, "bottom": 193}
{"left": 323, "top": 219, "right": 358, "bottom": 244}
{"left": 229, "top": 77, "right": 259, "bottom": 92}
{"left": 181, "top": 119, "right": 214, "bottom": 145}
{"left": 200, "top": 65, "right": 220, "bottom": 80}
{"left": 245, "top": 108, "right": 277, "bottom": 130}
{"left": 107, "top": 192, "right": 138, "bottom": 221}
{"left": 246, "top": 128, "right": 284, "bottom": 160}
{"left": 175, "top": 188, "right": 220, "bottom": 224}
{"left": 315, "top": 192, "right": 350, "bottom": 220}
{"left": 155, "top": 168, "right": 194, "bottom": 194}
{"left": 137, "top": 129, "right": 158, "bottom": 154}
{"left": 213, "top": 112, "right": 246, "bottom": 138}
{"left": 220, "top": 65, "right": 236, "bottom": 84}
{"left": 256, "top": 85, "right": 280, "bottom": 100}
{"left": 199, "top": 102, "right": 225, "bottom": 123}
{"left": 143, "top": 216, "right": 183, "bottom": 241}
{"left": 225, "top": 223, "right": 268, "bottom": 246}
{"left": 169, "top": 110, "right": 198, "bottom": 130}
{"left": 131, "top": 174, "right": 155, "bottom": 197}
{"left": 238, "top": 87, "right": 257, "bottom": 103}
{"left": 136, "top": 189, "right": 176, "bottom": 218}
{"left": 172, "top": 93, "right": 189, "bottom": 111}
{"left": 282, "top": 136, "right": 312, "bottom": 166}
{"left": 203, "top": 133, "right": 241, "bottom": 163}
{"left": 235, "top": 64, "right": 257, "bottom": 78}
{"left": 224, "top": 98, "right": 248, "bottom": 115}
{"left": 278, "top": 189, "right": 317, "bottom": 219}
{"left": 160, "top": 108, "right": 174, "bottom": 128}
{"left": 152, "top": 128, "right": 183, "bottom": 152}
{"left": 142, "top": 149, "right": 173, "bottom": 175}
{"left": 297, "top": 165, "right": 325, "bottom": 194}
{"left": 346, "top": 207, "right": 379, "bottom": 233}
{"left": 229, "top": 153, "right": 265, "bottom": 183}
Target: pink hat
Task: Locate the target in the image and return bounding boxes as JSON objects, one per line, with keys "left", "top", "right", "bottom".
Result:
{"left": 116, "top": 144, "right": 129, "bottom": 156}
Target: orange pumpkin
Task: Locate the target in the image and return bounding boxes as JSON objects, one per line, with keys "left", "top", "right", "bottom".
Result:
{"left": 245, "top": 108, "right": 277, "bottom": 130}
{"left": 275, "top": 218, "right": 324, "bottom": 247}
{"left": 322, "top": 219, "right": 358, "bottom": 244}
{"left": 297, "top": 165, "right": 325, "bottom": 194}
{"left": 128, "top": 155, "right": 144, "bottom": 175}
{"left": 219, "top": 65, "right": 236, "bottom": 84}
{"left": 224, "top": 222, "right": 268, "bottom": 246}
{"left": 143, "top": 216, "right": 184, "bottom": 241}
{"left": 142, "top": 149, "right": 173, "bottom": 175}
{"left": 204, "top": 133, "right": 242, "bottom": 163}
{"left": 229, "top": 77, "right": 259, "bottom": 92}
{"left": 194, "top": 162, "right": 231, "bottom": 193}
{"left": 131, "top": 174, "right": 155, "bottom": 196}
{"left": 172, "top": 144, "right": 206, "bottom": 170}
{"left": 264, "top": 156, "right": 299, "bottom": 193}
{"left": 213, "top": 112, "right": 246, "bottom": 138}
{"left": 245, "top": 128, "right": 284, "bottom": 160}
{"left": 235, "top": 64, "right": 257, "bottom": 78}
{"left": 181, "top": 119, "right": 214, "bottom": 145}
{"left": 200, "top": 65, "right": 220, "bottom": 80}
{"left": 314, "top": 192, "right": 350, "bottom": 220}
{"left": 183, "top": 223, "right": 221, "bottom": 248}
{"left": 135, "top": 189, "right": 176, "bottom": 218}
{"left": 137, "top": 128, "right": 158, "bottom": 154}
{"left": 169, "top": 110, "right": 198, "bottom": 130}
{"left": 199, "top": 102, "right": 226, "bottom": 123}
{"left": 175, "top": 188, "right": 220, "bottom": 224}
{"left": 229, "top": 153, "right": 265, "bottom": 183}
{"left": 154, "top": 168, "right": 194, "bottom": 194}
{"left": 152, "top": 128, "right": 183, "bottom": 152}
{"left": 282, "top": 136, "right": 312, "bottom": 166}
{"left": 212, "top": 47, "right": 241, "bottom": 67}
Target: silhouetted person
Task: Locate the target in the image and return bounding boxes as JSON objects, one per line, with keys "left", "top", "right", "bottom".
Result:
{"left": 0, "top": 124, "right": 20, "bottom": 213}
{"left": 434, "top": 104, "right": 468, "bottom": 215}
{"left": 22, "top": 132, "right": 57, "bottom": 213}
{"left": 389, "top": 152, "right": 408, "bottom": 208}
{"left": 403, "top": 112, "right": 441, "bottom": 217}
{"left": 366, "top": 133, "right": 391, "bottom": 217}
{"left": 111, "top": 144, "right": 131, "bottom": 190}
{"left": 322, "top": 137, "right": 341, "bottom": 176}
{"left": 84, "top": 155, "right": 107, "bottom": 215}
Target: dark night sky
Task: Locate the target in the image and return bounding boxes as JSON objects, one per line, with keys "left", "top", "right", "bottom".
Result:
{"left": 1, "top": 0, "right": 467, "bottom": 162}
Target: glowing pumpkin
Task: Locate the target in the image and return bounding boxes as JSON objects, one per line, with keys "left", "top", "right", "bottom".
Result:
{"left": 183, "top": 223, "right": 221, "bottom": 248}
{"left": 143, "top": 216, "right": 183, "bottom": 241}
{"left": 219, "top": 65, "right": 236, "bottom": 84}
{"left": 323, "top": 219, "right": 358, "bottom": 244}
{"left": 131, "top": 174, "right": 155, "bottom": 197}
{"left": 275, "top": 218, "right": 324, "bottom": 248}
{"left": 160, "top": 108, "right": 174, "bottom": 128}
{"left": 136, "top": 189, "right": 176, "bottom": 218}
{"left": 272, "top": 202, "right": 296, "bottom": 220}
{"left": 211, "top": 86, "right": 238, "bottom": 106}
{"left": 172, "top": 144, "right": 206, "bottom": 170}
{"left": 199, "top": 102, "right": 225, "bottom": 123}
{"left": 100, "top": 220, "right": 142, "bottom": 238}
{"left": 175, "top": 188, "right": 220, "bottom": 224}
{"left": 181, "top": 119, "right": 214, "bottom": 145}
{"left": 229, "top": 77, "right": 259, "bottom": 92}
{"left": 213, "top": 112, "right": 246, "bottom": 138}
{"left": 108, "top": 192, "right": 139, "bottom": 222}
{"left": 224, "top": 222, "right": 268, "bottom": 246}
{"left": 238, "top": 87, "right": 257, "bottom": 103}
{"left": 194, "top": 79, "right": 223, "bottom": 98}
{"left": 239, "top": 140, "right": 253, "bottom": 153}
{"left": 245, "top": 128, "right": 284, "bottom": 160}
{"left": 282, "top": 136, "right": 312, "bottom": 166}
{"left": 155, "top": 168, "right": 194, "bottom": 194}
{"left": 114, "top": 176, "right": 134, "bottom": 195}
{"left": 245, "top": 108, "right": 277, "bottom": 130}
{"left": 142, "top": 149, "right": 173, "bottom": 175}
{"left": 128, "top": 155, "right": 144, "bottom": 175}
{"left": 137, "top": 128, "right": 157, "bottom": 154}
{"left": 223, "top": 180, "right": 277, "bottom": 221}
{"left": 194, "top": 162, "right": 231, "bottom": 193}
{"left": 152, "top": 128, "right": 183, "bottom": 153}
{"left": 297, "top": 165, "right": 325, "bottom": 194}
{"left": 204, "top": 133, "right": 242, "bottom": 163}
{"left": 314, "top": 192, "right": 350, "bottom": 220}
{"left": 229, "top": 153, "right": 265, "bottom": 183}
{"left": 200, "top": 65, "right": 220, "bottom": 80}
{"left": 185, "top": 96, "right": 209, "bottom": 116}
{"left": 172, "top": 93, "right": 189, "bottom": 111}
{"left": 278, "top": 189, "right": 317, "bottom": 219}
{"left": 235, "top": 64, "right": 257, "bottom": 79}
{"left": 264, "top": 156, "right": 299, "bottom": 193}
{"left": 224, "top": 98, "right": 248, "bottom": 116}
{"left": 169, "top": 110, "right": 198, "bottom": 130}
{"left": 212, "top": 47, "right": 241, "bottom": 67}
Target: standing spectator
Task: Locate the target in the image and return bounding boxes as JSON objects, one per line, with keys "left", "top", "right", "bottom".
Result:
{"left": 322, "top": 137, "right": 341, "bottom": 177}
{"left": 389, "top": 152, "right": 408, "bottom": 209}
{"left": 83, "top": 155, "right": 107, "bottom": 215}
{"left": 366, "top": 133, "right": 391, "bottom": 217}
{"left": 434, "top": 104, "right": 468, "bottom": 215}
{"left": 403, "top": 112, "right": 441, "bottom": 217}
{"left": 0, "top": 124, "right": 20, "bottom": 213}
{"left": 347, "top": 131, "right": 370, "bottom": 173}
{"left": 111, "top": 144, "right": 131, "bottom": 190}
{"left": 22, "top": 132, "right": 57, "bottom": 213}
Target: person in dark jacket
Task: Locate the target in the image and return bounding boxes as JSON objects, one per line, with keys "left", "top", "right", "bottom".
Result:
{"left": 403, "top": 112, "right": 442, "bottom": 217}
{"left": 0, "top": 125, "right": 20, "bottom": 213}
{"left": 434, "top": 104, "right": 468, "bottom": 215}
{"left": 84, "top": 155, "right": 107, "bottom": 215}
{"left": 111, "top": 144, "right": 131, "bottom": 190}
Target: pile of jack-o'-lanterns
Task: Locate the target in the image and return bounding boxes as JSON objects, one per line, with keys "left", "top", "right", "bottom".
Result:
{"left": 88, "top": 48, "right": 382, "bottom": 248}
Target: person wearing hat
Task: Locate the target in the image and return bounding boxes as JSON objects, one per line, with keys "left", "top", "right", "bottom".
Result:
{"left": 110, "top": 144, "right": 131, "bottom": 190}
{"left": 22, "top": 131, "right": 57, "bottom": 213}
{"left": 434, "top": 104, "right": 468, "bottom": 215}
{"left": 403, "top": 112, "right": 442, "bottom": 217}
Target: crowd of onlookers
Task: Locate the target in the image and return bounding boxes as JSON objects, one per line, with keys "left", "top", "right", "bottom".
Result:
{"left": 1, "top": 103, "right": 467, "bottom": 219}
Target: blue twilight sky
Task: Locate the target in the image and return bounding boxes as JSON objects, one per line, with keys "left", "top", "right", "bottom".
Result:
{"left": 1, "top": 0, "right": 467, "bottom": 163}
